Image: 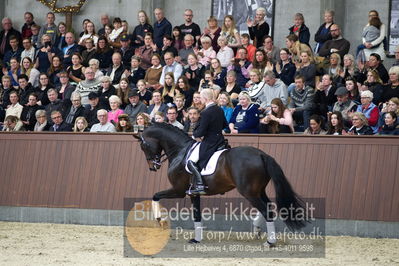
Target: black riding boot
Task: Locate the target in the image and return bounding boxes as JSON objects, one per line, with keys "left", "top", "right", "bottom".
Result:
{"left": 186, "top": 160, "right": 206, "bottom": 195}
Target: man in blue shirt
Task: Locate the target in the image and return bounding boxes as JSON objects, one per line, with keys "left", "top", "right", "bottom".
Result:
{"left": 62, "top": 32, "right": 80, "bottom": 67}
{"left": 153, "top": 8, "right": 172, "bottom": 50}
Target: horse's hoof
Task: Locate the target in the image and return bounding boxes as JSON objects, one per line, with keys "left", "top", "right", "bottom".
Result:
{"left": 159, "top": 220, "right": 168, "bottom": 229}
{"left": 265, "top": 240, "right": 277, "bottom": 247}
{"left": 188, "top": 239, "right": 200, "bottom": 244}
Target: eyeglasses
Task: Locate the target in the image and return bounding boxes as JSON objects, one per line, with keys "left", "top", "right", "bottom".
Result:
{"left": 352, "top": 118, "right": 360, "bottom": 121}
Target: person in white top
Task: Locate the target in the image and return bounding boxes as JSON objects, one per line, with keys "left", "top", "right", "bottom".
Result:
{"left": 5, "top": 91, "right": 23, "bottom": 120}
{"left": 20, "top": 38, "right": 36, "bottom": 63}
{"left": 78, "top": 21, "right": 98, "bottom": 46}
{"left": 216, "top": 36, "right": 234, "bottom": 68}
{"left": 197, "top": 36, "right": 216, "bottom": 67}
{"left": 90, "top": 109, "right": 116, "bottom": 132}
{"left": 361, "top": 10, "right": 386, "bottom": 61}
{"left": 166, "top": 106, "right": 184, "bottom": 130}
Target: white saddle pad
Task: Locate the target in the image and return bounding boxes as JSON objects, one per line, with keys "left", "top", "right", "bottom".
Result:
{"left": 185, "top": 145, "right": 227, "bottom": 176}
{"left": 200, "top": 149, "right": 227, "bottom": 175}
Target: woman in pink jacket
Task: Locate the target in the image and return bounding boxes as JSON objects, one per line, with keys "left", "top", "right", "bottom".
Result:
{"left": 259, "top": 98, "right": 294, "bottom": 133}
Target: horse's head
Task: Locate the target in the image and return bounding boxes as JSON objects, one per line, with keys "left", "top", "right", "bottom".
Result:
{"left": 134, "top": 132, "right": 163, "bottom": 171}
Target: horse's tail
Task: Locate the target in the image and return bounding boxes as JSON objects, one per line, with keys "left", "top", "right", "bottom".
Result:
{"left": 261, "top": 154, "right": 307, "bottom": 230}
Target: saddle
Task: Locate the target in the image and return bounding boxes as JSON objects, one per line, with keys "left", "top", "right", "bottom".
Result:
{"left": 217, "top": 139, "right": 231, "bottom": 151}
{"left": 185, "top": 139, "right": 230, "bottom": 176}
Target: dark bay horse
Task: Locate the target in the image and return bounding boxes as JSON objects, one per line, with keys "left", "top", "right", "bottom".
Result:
{"left": 134, "top": 123, "right": 306, "bottom": 245}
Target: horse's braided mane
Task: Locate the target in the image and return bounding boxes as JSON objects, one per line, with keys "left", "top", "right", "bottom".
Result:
{"left": 148, "top": 122, "right": 192, "bottom": 142}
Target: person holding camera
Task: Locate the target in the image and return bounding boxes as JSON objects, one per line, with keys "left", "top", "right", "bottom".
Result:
{"left": 198, "top": 70, "right": 221, "bottom": 99}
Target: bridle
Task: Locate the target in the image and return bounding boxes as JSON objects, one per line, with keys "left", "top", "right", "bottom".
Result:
{"left": 140, "top": 134, "right": 168, "bottom": 171}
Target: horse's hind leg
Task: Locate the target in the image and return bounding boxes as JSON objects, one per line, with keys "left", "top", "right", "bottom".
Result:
{"left": 242, "top": 195, "right": 277, "bottom": 246}
{"left": 188, "top": 196, "right": 203, "bottom": 244}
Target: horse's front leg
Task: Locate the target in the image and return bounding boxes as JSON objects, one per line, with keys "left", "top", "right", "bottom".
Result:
{"left": 152, "top": 188, "right": 186, "bottom": 227}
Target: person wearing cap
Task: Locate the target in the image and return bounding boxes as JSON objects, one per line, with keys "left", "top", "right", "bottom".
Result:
{"left": 314, "top": 74, "right": 337, "bottom": 119}
{"left": 86, "top": 91, "right": 107, "bottom": 128}
{"left": 332, "top": 86, "right": 357, "bottom": 127}
{"left": 356, "top": 90, "right": 379, "bottom": 133}
{"left": 117, "top": 34, "right": 134, "bottom": 68}
{"left": 124, "top": 89, "right": 147, "bottom": 124}
{"left": 115, "top": 113, "right": 133, "bottom": 132}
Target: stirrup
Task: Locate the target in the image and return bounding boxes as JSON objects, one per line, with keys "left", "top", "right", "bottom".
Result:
{"left": 186, "top": 184, "right": 207, "bottom": 195}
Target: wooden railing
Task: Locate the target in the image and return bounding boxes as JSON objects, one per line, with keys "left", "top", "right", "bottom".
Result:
{"left": 0, "top": 132, "right": 398, "bottom": 222}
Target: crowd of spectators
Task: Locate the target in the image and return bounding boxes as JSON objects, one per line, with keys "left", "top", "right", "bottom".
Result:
{"left": 0, "top": 7, "right": 398, "bottom": 135}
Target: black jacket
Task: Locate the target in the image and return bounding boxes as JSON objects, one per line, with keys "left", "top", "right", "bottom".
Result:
{"left": 349, "top": 125, "right": 374, "bottom": 135}
{"left": 248, "top": 22, "right": 270, "bottom": 48}
{"left": 94, "top": 49, "right": 114, "bottom": 69}
{"left": 18, "top": 84, "right": 38, "bottom": 105}
{"left": 48, "top": 121, "right": 73, "bottom": 132}
{"left": 379, "top": 124, "right": 399, "bottom": 135}
{"left": 131, "top": 23, "right": 154, "bottom": 49}
{"left": 182, "top": 65, "right": 205, "bottom": 89}
{"left": 118, "top": 47, "right": 135, "bottom": 68}
{"left": 45, "top": 99, "right": 67, "bottom": 125}
{"left": 106, "top": 64, "right": 125, "bottom": 85}
{"left": 274, "top": 60, "right": 296, "bottom": 86}
{"left": 98, "top": 85, "right": 117, "bottom": 110}
{"left": 86, "top": 102, "right": 107, "bottom": 128}
{"left": 314, "top": 85, "right": 337, "bottom": 116}
{"left": 0, "top": 27, "right": 22, "bottom": 59}
{"left": 289, "top": 24, "right": 310, "bottom": 46}
{"left": 63, "top": 105, "right": 87, "bottom": 125}
{"left": 193, "top": 103, "right": 227, "bottom": 169}
{"left": 127, "top": 67, "right": 146, "bottom": 87}
{"left": 20, "top": 104, "right": 44, "bottom": 131}
{"left": 62, "top": 43, "right": 81, "bottom": 67}
{"left": 314, "top": 23, "right": 333, "bottom": 52}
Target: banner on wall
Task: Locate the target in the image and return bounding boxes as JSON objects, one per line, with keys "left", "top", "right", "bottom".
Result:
{"left": 389, "top": 0, "right": 399, "bottom": 54}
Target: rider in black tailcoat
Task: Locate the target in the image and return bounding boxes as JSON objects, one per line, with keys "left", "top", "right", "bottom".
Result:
{"left": 187, "top": 89, "right": 228, "bottom": 195}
